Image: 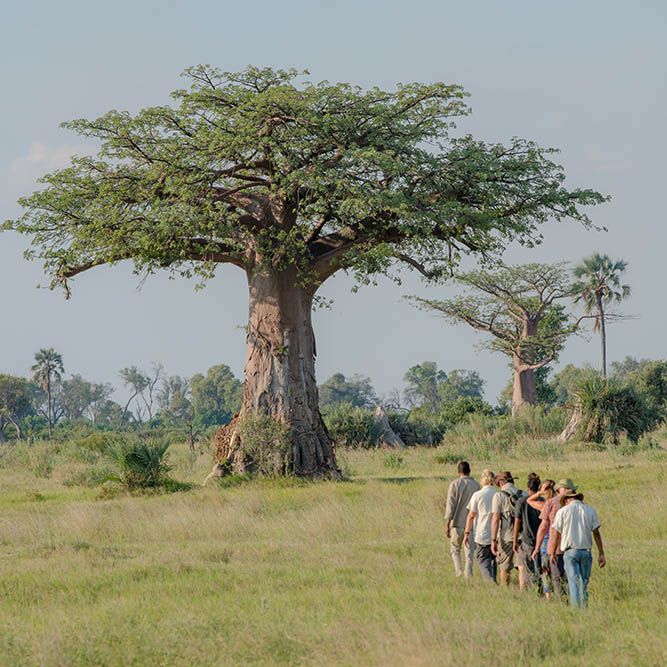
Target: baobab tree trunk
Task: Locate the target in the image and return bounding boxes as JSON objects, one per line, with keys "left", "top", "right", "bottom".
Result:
{"left": 511, "top": 364, "right": 537, "bottom": 416}
{"left": 239, "top": 267, "right": 339, "bottom": 478}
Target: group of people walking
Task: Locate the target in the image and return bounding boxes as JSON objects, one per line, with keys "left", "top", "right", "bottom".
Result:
{"left": 444, "top": 462, "right": 606, "bottom": 608}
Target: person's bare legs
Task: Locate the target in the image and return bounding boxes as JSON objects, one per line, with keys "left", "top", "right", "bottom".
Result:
{"left": 517, "top": 566, "right": 528, "bottom": 590}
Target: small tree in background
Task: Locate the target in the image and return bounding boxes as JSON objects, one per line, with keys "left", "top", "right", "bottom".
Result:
{"left": 190, "top": 365, "right": 243, "bottom": 426}
{"left": 609, "top": 356, "right": 651, "bottom": 383}
{"left": 118, "top": 366, "right": 149, "bottom": 425}
{"left": 59, "top": 373, "right": 115, "bottom": 423}
{"left": 30, "top": 348, "right": 64, "bottom": 438}
{"left": 319, "top": 373, "right": 378, "bottom": 410}
{"left": 403, "top": 362, "right": 483, "bottom": 411}
{"left": 627, "top": 361, "right": 667, "bottom": 421}
{"left": 0, "top": 374, "right": 35, "bottom": 441}
{"left": 409, "top": 264, "right": 580, "bottom": 416}
{"left": 571, "top": 253, "right": 630, "bottom": 380}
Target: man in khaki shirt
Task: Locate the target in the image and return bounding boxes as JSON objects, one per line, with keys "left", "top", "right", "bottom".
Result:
{"left": 491, "top": 471, "right": 526, "bottom": 586}
{"left": 445, "top": 461, "right": 480, "bottom": 578}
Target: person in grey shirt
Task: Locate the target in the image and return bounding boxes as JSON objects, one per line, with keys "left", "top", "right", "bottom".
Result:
{"left": 445, "top": 461, "right": 481, "bottom": 578}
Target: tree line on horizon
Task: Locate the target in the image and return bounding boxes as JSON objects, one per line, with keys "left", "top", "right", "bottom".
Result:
{"left": 2, "top": 345, "right": 665, "bottom": 446}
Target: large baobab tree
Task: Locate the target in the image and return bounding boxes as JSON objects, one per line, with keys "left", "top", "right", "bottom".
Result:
{"left": 5, "top": 67, "right": 605, "bottom": 475}
{"left": 408, "top": 264, "right": 580, "bottom": 415}
{"left": 31, "top": 347, "right": 64, "bottom": 437}
{"left": 571, "top": 253, "right": 630, "bottom": 380}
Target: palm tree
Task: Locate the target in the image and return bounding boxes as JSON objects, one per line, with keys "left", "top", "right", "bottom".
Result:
{"left": 31, "top": 348, "right": 64, "bottom": 437}
{"left": 572, "top": 254, "right": 630, "bottom": 380}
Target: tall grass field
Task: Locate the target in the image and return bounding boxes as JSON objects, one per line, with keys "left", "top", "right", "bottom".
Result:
{"left": 1, "top": 431, "right": 665, "bottom": 665}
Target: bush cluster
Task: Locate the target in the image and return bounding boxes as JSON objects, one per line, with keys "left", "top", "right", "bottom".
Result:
{"left": 324, "top": 397, "right": 497, "bottom": 448}
{"left": 237, "top": 412, "right": 291, "bottom": 476}
{"left": 575, "top": 376, "right": 659, "bottom": 444}
{"left": 103, "top": 435, "right": 173, "bottom": 489}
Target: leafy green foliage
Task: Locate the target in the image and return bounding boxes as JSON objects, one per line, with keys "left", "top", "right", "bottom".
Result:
{"left": 5, "top": 66, "right": 604, "bottom": 296}
{"left": 59, "top": 374, "right": 115, "bottom": 422}
{"left": 0, "top": 374, "right": 36, "bottom": 440}
{"left": 571, "top": 253, "right": 631, "bottom": 378}
{"left": 319, "top": 373, "right": 378, "bottom": 409}
{"left": 27, "top": 443, "right": 56, "bottom": 478}
{"left": 442, "top": 407, "right": 569, "bottom": 458}
{"left": 439, "top": 395, "right": 494, "bottom": 423}
{"left": 575, "top": 376, "right": 655, "bottom": 444}
{"left": 387, "top": 408, "right": 450, "bottom": 446}
{"left": 409, "top": 263, "right": 577, "bottom": 373}
{"left": 237, "top": 412, "right": 291, "bottom": 476}
{"left": 626, "top": 360, "right": 667, "bottom": 417}
{"left": 572, "top": 254, "right": 631, "bottom": 329}
{"left": 323, "top": 403, "right": 383, "bottom": 449}
{"left": 157, "top": 375, "right": 192, "bottom": 425}
{"left": 103, "top": 436, "right": 173, "bottom": 489}
{"left": 190, "top": 364, "right": 242, "bottom": 426}
{"left": 403, "top": 361, "right": 483, "bottom": 411}
{"left": 610, "top": 356, "right": 651, "bottom": 383}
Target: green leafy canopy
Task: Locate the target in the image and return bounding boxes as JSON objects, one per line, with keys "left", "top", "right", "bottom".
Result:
{"left": 4, "top": 65, "right": 607, "bottom": 296}
{"left": 407, "top": 263, "right": 580, "bottom": 370}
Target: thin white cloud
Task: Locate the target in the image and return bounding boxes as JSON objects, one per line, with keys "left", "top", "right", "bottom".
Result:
{"left": 7, "top": 141, "right": 94, "bottom": 189}
{"left": 2, "top": 143, "right": 100, "bottom": 212}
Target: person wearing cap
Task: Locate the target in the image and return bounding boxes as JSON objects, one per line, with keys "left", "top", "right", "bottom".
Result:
{"left": 551, "top": 489, "right": 606, "bottom": 608}
{"left": 444, "top": 461, "right": 481, "bottom": 578}
{"left": 490, "top": 471, "right": 526, "bottom": 586}
{"left": 463, "top": 468, "right": 498, "bottom": 583}
{"left": 530, "top": 478, "right": 578, "bottom": 598}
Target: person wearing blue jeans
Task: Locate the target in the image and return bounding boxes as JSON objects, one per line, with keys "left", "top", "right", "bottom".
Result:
{"left": 563, "top": 548, "right": 593, "bottom": 607}
{"left": 551, "top": 489, "right": 606, "bottom": 608}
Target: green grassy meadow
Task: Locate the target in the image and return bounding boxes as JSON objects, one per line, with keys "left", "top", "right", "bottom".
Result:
{"left": 1, "top": 438, "right": 665, "bottom": 666}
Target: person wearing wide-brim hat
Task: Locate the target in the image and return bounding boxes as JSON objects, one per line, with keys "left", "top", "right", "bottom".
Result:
{"left": 530, "top": 478, "right": 579, "bottom": 598}
{"left": 551, "top": 488, "right": 606, "bottom": 608}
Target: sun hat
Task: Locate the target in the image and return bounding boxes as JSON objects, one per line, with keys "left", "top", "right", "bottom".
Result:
{"left": 495, "top": 471, "right": 515, "bottom": 485}
{"left": 560, "top": 489, "right": 584, "bottom": 506}
{"left": 555, "top": 478, "right": 578, "bottom": 492}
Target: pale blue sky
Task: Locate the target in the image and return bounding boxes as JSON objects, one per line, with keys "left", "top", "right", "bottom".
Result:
{"left": 1, "top": 0, "right": 665, "bottom": 404}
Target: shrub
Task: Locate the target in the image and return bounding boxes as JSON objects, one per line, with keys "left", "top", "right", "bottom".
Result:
{"left": 440, "top": 407, "right": 566, "bottom": 459}
{"left": 439, "top": 396, "right": 494, "bottom": 425}
{"left": 433, "top": 451, "right": 465, "bottom": 465}
{"left": 237, "top": 412, "right": 291, "bottom": 475}
{"left": 401, "top": 408, "right": 450, "bottom": 445}
{"left": 103, "top": 436, "right": 173, "bottom": 490}
{"left": 28, "top": 443, "right": 56, "bottom": 478}
{"left": 75, "top": 432, "right": 115, "bottom": 453}
{"left": 323, "top": 403, "right": 383, "bottom": 449}
{"left": 389, "top": 398, "right": 494, "bottom": 446}
{"left": 576, "top": 376, "right": 656, "bottom": 444}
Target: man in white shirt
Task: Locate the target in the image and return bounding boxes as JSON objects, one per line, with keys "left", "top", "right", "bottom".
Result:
{"left": 445, "top": 461, "right": 481, "bottom": 578}
{"left": 463, "top": 469, "right": 498, "bottom": 583}
{"left": 551, "top": 490, "right": 606, "bottom": 608}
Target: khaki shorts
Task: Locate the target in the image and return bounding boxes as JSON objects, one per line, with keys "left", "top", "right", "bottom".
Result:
{"left": 516, "top": 543, "right": 534, "bottom": 570}
{"left": 495, "top": 540, "right": 515, "bottom": 571}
